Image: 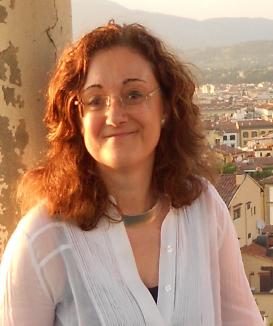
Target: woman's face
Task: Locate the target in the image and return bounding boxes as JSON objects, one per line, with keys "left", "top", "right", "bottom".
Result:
{"left": 80, "top": 46, "right": 164, "bottom": 172}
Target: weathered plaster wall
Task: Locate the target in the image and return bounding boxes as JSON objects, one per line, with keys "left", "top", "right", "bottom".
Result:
{"left": 0, "top": 0, "right": 72, "bottom": 258}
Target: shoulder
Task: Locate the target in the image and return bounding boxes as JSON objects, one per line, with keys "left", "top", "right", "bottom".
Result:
{"left": 1, "top": 203, "right": 68, "bottom": 307}
{"left": 16, "top": 202, "right": 65, "bottom": 241}
{"left": 4, "top": 202, "right": 68, "bottom": 266}
{"left": 18, "top": 202, "right": 54, "bottom": 234}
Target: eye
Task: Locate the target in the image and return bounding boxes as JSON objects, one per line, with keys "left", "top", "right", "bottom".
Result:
{"left": 124, "top": 90, "right": 145, "bottom": 104}
{"left": 86, "top": 95, "right": 105, "bottom": 109}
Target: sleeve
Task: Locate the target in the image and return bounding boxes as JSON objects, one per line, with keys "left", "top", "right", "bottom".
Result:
{"left": 218, "top": 200, "right": 264, "bottom": 326}
{"left": 0, "top": 225, "right": 55, "bottom": 326}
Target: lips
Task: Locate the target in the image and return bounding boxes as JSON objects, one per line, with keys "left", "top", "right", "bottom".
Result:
{"left": 104, "top": 131, "right": 137, "bottom": 138}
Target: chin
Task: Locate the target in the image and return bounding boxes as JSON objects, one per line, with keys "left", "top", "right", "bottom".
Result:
{"left": 104, "top": 159, "right": 137, "bottom": 170}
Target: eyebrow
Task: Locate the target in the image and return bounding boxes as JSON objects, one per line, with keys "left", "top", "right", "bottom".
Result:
{"left": 83, "top": 84, "right": 102, "bottom": 90}
{"left": 123, "top": 78, "right": 146, "bottom": 85}
{"left": 83, "top": 78, "right": 146, "bottom": 91}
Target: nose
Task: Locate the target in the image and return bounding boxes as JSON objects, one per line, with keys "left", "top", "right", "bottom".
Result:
{"left": 105, "top": 95, "right": 128, "bottom": 127}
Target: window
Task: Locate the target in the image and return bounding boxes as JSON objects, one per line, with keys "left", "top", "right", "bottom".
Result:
{"left": 223, "top": 135, "right": 227, "bottom": 140}
{"left": 246, "top": 202, "right": 251, "bottom": 209}
{"left": 248, "top": 233, "right": 252, "bottom": 239}
{"left": 261, "top": 131, "right": 266, "bottom": 135}
{"left": 260, "top": 267, "right": 273, "bottom": 292}
{"left": 243, "top": 131, "right": 249, "bottom": 138}
{"left": 233, "top": 207, "right": 241, "bottom": 220}
{"left": 230, "top": 135, "right": 235, "bottom": 140}
{"left": 254, "top": 206, "right": 256, "bottom": 214}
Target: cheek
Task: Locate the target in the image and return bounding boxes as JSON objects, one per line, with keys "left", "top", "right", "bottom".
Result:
{"left": 81, "top": 114, "right": 104, "bottom": 139}
{"left": 81, "top": 115, "right": 105, "bottom": 155}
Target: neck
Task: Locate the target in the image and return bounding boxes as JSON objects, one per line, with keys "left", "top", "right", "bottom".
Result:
{"left": 98, "top": 163, "right": 155, "bottom": 215}
{"left": 122, "top": 196, "right": 162, "bottom": 226}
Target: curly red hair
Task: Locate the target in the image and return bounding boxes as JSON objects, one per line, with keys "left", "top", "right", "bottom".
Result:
{"left": 17, "top": 22, "right": 215, "bottom": 230}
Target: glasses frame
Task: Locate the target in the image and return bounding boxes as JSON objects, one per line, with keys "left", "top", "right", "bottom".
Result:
{"left": 76, "top": 87, "right": 161, "bottom": 113}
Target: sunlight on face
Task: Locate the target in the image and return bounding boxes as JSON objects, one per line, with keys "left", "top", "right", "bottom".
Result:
{"left": 80, "top": 46, "right": 165, "bottom": 172}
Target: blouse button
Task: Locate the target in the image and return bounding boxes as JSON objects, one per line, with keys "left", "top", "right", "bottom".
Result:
{"left": 167, "top": 244, "right": 173, "bottom": 253}
{"left": 164, "top": 284, "right": 172, "bottom": 292}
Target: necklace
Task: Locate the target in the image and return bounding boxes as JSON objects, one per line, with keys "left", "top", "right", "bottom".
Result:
{"left": 122, "top": 197, "right": 162, "bottom": 226}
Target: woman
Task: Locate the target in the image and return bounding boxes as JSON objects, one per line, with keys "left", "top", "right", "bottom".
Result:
{"left": 0, "top": 22, "right": 263, "bottom": 325}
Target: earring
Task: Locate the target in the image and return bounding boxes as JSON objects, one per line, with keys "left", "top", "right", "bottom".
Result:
{"left": 161, "top": 118, "right": 166, "bottom": 126}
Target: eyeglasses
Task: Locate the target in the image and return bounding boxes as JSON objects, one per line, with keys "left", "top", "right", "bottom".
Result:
{"left": 77, "top": 87, "right": 160, "bottom": 112}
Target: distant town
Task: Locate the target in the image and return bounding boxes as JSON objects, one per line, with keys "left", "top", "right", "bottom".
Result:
{"left": 199, "top": 81, "right": 273, "bottom": 323}
{"left": 199, "top": 82, "right": 273, "bottom": 175}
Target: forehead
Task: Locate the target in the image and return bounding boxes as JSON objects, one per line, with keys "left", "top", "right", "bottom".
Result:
{"left": 83, "top": 46, "right": 157, "bottom": 89}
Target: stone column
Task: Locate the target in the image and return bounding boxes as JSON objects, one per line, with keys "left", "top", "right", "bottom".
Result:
{"left": 0, "top": 0, "right": 72, "bottom": 259}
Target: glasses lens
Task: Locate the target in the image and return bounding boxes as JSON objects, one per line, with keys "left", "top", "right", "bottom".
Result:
{"left": 122, "top": 90, "right": 145, "bottom": 106}
{"left": 82, "top": 92, "right": 108, "bottom": 111}
{"left": 80, "top": 87, "right": 159, "bottom": 112}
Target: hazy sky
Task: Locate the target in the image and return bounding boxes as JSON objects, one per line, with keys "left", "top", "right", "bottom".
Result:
{"left": 111, "top": 0, "right": 273, "bottom": 20}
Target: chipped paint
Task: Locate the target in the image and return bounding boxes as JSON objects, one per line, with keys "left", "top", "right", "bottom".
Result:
{"left": 0, "top": 0, "right": 72, "bottom": 259}
{"left": 0, "top": 42, "right": 21, "bottom": 86}
{"left": 0, "top": 5, "right": 7, "bottom": 23}
{"left": 0, "top": 224, "right": 8, "bottom": 260}
{"left": 0, "top": 116, "right": 28, "bottom": 234}
{"left": 2, "top": 86, "right": 24, "bottom": 107}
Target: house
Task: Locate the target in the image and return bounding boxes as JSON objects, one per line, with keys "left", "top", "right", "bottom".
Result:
{"left": 247, "top": 132, "right": 273, "bottom": 157}
{"left": 204, "top": 120, "right": 240, "bottom": 147}
{"left": 241, "top": 241, "right": 273, "bottom": 324}
{"left": 237, "top": 120, "right": 273, "bottom": 147}
{"left": 217, "top": 121, "right": 239, "bottom": 148}
{"left": 260, "top": 176, "right": 273, "bottom": 225}
{"left": 236, "top": 156, "right": 273, "bottom": 174}
{"left": 254, "top": 147, "right": 273, "bottom": 158}
{"left": 215, "top": 174, "right": 265, "bottom": 247}
{"left": 213, "top": 144, "right": 248, "bottom": 163}
{"left": 255, "top": 104, "right": 273, "bottom": 120}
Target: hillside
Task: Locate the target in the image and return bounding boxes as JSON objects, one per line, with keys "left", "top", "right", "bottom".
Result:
{"left": 182, "top": 41, "right": 273, "bottom": 84}
{"left": 72, "top": 0, "right": 273, "bottom": 49}
{"left": 71, "top": 0, "right": 273, "bottom": 84}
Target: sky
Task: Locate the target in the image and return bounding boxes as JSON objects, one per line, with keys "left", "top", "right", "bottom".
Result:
{"left": 111, "top": 0, "right": 273, "bottom": 20}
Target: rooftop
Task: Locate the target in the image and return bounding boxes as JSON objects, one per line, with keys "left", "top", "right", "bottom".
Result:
{"left": 236, "top": 156, "right": 273, "bottom": 173}
{"left": 241, "top": 243, "right": 273, "bottom": 262}
{"left": 215, "top": 174, "right": 239, "bottom": 206}
{"left": 237, "top": 119, "right": 273, "bottom": 129}
{"left": 204, "top": 120, "right": 238, "bottom": 132}
{"left": 213, "top": 144, "right": 244, "bottom": 155}
{"left": 260, "top": 176, "right": 273, "bottom": 185}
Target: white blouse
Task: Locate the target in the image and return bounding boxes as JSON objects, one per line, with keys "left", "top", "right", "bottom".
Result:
{"left": 0, "top": 184, "right": 263, "bottom": 325}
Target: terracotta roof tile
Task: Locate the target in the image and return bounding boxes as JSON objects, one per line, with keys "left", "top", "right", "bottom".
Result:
{"left": 238, "top": 119, "right": 273, "bottom": 129}
{"left": 263, "top": 225, "right": 273, "bottom": 234}
{"left": 215, "top": 174, "right": 239, "bottom": 206}
{"left": 260, "top": 176, "right": 273, "bottom": 185}
{"left": 236, "top": 156, "right": 273, "bottom": 173}
{"left": 213, "top": 144, "right": 244, "bottom": 155}
{"left": 241, "top": 243, "right": 273, "bottom": 262}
